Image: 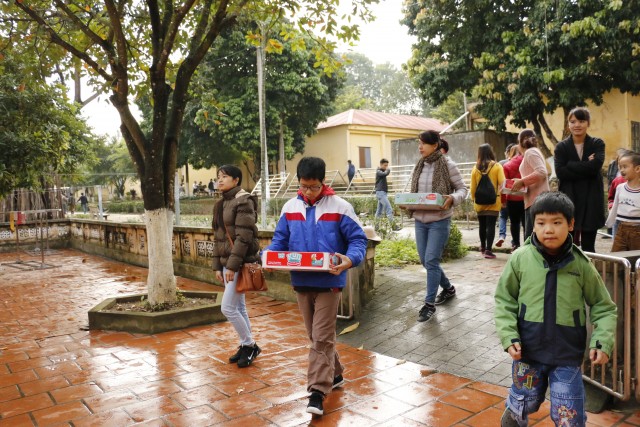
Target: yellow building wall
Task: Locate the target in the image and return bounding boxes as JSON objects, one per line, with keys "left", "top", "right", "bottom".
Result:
{"left": 285, "top": 125, "right": 422, "bottom": 178}
{"left": 505, "top": 90, "right": 640, "bottom": 164}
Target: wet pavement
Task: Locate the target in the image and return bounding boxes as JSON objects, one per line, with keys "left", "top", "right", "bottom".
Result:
{"left": 0, "top": 234, "right": 636, "bottom": 426}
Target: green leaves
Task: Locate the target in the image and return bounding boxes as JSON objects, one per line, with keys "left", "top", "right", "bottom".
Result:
{"left": 0, "top": 52, "right": 98, "bottom": 196}
{"left": 404, "top": 0, "right": 640, "bottom": 142}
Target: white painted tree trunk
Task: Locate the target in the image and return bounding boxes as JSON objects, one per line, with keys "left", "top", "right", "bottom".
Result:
{"left": 144, "top": 208, "right": 177, "bottom": 305}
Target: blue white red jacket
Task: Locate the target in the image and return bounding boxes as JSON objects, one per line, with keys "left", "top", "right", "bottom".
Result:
{"left": 267, "top": 187, "right": 367, "bottom": 289}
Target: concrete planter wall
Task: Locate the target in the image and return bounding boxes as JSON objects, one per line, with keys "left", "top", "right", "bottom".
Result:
{"left": 0, "top": 218, "right": 378, "bottom": 318}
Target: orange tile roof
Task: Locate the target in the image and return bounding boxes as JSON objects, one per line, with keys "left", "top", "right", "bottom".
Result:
{"left": 317, "top": 109, "right": 448, "bottom": 132}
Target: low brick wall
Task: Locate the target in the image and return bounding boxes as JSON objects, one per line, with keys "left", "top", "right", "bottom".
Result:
{"left": 0, "top": 218, "right": 377, "bottom": 318}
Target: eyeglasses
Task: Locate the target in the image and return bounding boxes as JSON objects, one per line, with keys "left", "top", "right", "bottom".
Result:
{"left": 299, "top": 184, "right": 322, "bottom": 192}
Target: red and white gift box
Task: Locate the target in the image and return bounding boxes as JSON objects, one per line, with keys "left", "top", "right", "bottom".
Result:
{"left": 261, "top": 251, "right": 340, "bottom": 271}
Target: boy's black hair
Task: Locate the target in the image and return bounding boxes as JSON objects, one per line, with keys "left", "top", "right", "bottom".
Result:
{"left": 297, "top": 157, "right": 325, "bottom": 181}
{"left": 218, "top": 164, "right": 243, "bottom": 186}
{"left": 529, "top": 191, "right": 575, "bottom": 223}
{"left": 620, "top": 150, "right": 640, "bottom": 167}
{"left": 380, "top": 158, "right": 389, "bottom": 164}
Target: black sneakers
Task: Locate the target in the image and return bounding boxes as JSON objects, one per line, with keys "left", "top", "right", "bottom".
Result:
{"left": 306, "top": 390, "right": 324, "bottom": 415}
{"left": 332, "top": 374, "right": 345, "bottom": 389}
{"left": 229, "top": 346, "right": 243, "bottom": 363}
{"left": 434, "top": 286, "right": 456, "bottom": 305}
{"left": 418, "top": 304, "right": 436, "bottom": 322}
{"left": 236, "top": 343, "right": 261, "bottom": 368}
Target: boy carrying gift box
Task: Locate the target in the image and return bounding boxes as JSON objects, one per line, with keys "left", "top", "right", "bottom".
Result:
{"left": 266, "top": 157, "right": 367, "bottom": 417}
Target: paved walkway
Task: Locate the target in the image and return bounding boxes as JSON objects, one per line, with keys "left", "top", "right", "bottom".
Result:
{"left": 337, "top": 222, "right": 613, "bottom": 388}
{"left": 0, "top": 235, "right": 636, "bottom": 426}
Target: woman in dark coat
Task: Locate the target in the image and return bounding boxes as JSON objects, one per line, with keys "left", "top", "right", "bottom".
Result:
{"left": 212, "top": 165, "right": 262, "bottom": 367}
{"left": 554, "top": 107, "right": 606, "bottom": 252}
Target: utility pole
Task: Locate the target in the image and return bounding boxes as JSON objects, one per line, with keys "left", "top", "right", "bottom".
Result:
{"left": 257, "top": 25, "right": 269, "bottom": 229}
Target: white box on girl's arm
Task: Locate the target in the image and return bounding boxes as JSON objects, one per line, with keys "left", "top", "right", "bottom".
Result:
{"left": 395, "top": 193, "right": 446, "bottom": 210}
{"left": 261, "top": 251, "right": 341, "bottom": 271}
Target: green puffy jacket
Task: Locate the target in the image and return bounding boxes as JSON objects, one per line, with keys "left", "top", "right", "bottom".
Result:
{"left": 494, "top": 236, "right": 617, "bottom": 366}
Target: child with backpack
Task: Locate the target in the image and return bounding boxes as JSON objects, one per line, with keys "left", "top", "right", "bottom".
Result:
{"left": 470, "top": 144, "right": 505, "bottom": 258}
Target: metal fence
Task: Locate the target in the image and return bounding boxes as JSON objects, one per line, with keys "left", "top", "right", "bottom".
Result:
{"left": 581, "top": 252, "right": 636, "bottom": 401}
{"left": 251, "top": 162, "right": 475, "bottom": 198}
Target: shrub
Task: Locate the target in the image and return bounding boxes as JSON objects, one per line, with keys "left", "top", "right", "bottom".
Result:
{"left": 106, "top": 200, "right": 144, "bottom": 213}
{"left": 443, "top": 222, "right": 468, "bottom": 261}
{"left": 375, "top": 238, "right": 421, "bottom": 267}
{"left": 374, "top": 222, "right": 468, "bottom": 267}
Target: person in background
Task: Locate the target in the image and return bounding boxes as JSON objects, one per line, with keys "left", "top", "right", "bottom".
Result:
{"left": 267, "top": 157, "right": 367, "bottom": 416}
{"left": 375, "top": 158, "right": 395, "bottom": 227}
{"left": 554, "top": 107, "right": 605, "bottom": 253}
{"left": 606, "top": 150, "right": 640, "bottom": 251}
{"left": 502, "top": 144, "right": 526, "bottom": 251}
{"left": 77, "top": 193, "right": 89, "bottom": 214}
{"left": 510, "top": 130, "right": 550, "bottom": 240}
{"left": 208, "top": 178, "right": 215, "bottom": 196}
{"left": 408, "top": 131, "right": 467, "bottom": 323}
{"left": 347, "top": 160, "right": 355, "bottom": 183}
{"left": 607, "top": 149, "right": 630, "bottom": 238}
{"left": 211, "top": 165, "right": 262, "bottom": 368}
{"left": 496, "top": 143, "right": 515, "bottom": 248}
{"left": 495, "top": 191, "right": 616, "bottom": 427}
{"left": 470, "top": 144, "right": 505, "bottom": 259}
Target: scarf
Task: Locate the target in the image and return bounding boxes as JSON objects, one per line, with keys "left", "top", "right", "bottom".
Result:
{"left": 297, "top": 184, "right": 336, "bottom": 206}
{"left": 410, "top": 150, "right": 453, "bottom": 196}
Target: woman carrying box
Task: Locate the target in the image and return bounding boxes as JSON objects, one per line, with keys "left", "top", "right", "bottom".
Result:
{"left": 502, "top": 144, "right": 525, "bottom": 251}
{"left": 408, "top": 130, "right": 468, "bottom": 323}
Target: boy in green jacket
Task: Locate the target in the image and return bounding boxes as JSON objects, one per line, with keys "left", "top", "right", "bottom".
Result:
{"left": 495, "top": 191, "right": 617, "bottom": 427}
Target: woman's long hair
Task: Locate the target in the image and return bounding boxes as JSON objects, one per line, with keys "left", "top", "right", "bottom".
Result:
{"left": 476, "top": 144, "right": 496, "bottom": 172}
{"left": 214, "top": 165, "right": 243, "bottom": 230}
{"left": 518, "top": 129, "right": 537, "bottom": 150}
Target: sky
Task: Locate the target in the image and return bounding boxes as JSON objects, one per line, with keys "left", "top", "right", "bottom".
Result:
{"left": 81, "top": 0, "right": 416, "bottom": 138}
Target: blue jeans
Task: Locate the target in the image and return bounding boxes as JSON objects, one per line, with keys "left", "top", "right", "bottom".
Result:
{"left": 506, "top": 360, "right": 586, "bottom": 427}
{"left": 415, "top": 218, "right": 453, "bottom": 304}
{"left": 375, "top": 191, "right": 393, "bottom": 220}
{"left": 498, "top": 206, "right": 508, "bottom": 239}
{"left": 221, "top": 267, "right": 254, "bottom": 346}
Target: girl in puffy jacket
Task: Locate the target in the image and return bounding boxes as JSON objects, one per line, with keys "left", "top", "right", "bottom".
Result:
{"left": 211, "top": 165, "right": 261, "bottom": 368}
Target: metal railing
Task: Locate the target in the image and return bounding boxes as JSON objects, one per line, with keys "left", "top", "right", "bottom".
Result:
{"left": 636, "top": 257, "right": 640, "bottom": 402}
{"left": 251, "top": 173, "right": 290, "bottom": 198}
{"left": 581, "top": 253, "right": 634, "bottom": 401}
{"left": 252, "top": 161, "right": 475, "bottom": 199}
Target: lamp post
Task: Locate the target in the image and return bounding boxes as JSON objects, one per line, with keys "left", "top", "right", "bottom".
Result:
{"left": 257, "top": 26, "right": 269, "bottom": 229}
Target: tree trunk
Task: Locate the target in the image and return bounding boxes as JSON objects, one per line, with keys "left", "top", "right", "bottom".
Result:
{"left": 144, "top": 208, "right": 177, "bottom": 304}
{"left": 536, "top": 113, "right": 557, "bottom": 158}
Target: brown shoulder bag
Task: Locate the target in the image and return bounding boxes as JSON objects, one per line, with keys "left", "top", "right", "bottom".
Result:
{"left": 223, "top": 224, "right": 268, "bottom": 293}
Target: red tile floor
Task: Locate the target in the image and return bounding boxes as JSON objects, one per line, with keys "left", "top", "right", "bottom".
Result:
{"left": 0, "top": 249, "right": 637, "bottom": 426}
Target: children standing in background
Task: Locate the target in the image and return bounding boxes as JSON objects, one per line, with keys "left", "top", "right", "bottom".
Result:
{"left": 606, "top": 150, "right": 640, "bottom": 251}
